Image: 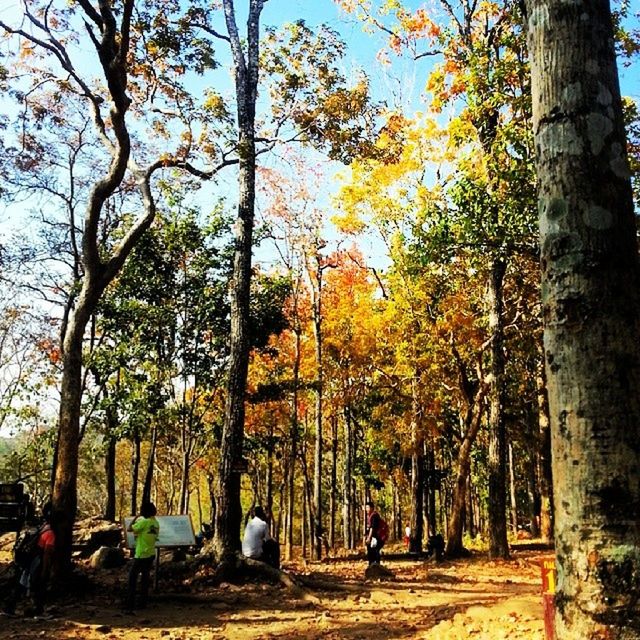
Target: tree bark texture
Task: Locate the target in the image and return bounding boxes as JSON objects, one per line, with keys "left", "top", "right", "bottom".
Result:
{"left": 285, "top": 324, "right": 301, "bottom": 561}
{"left": 446, "top": 403, "right": 484, "bottom": 557}
{"left": 487, "top": 257, "right": 509, "bottom": 558}
{"left": 508, "top": 443, "right": 518, "bottom": 534}
{"left": 329, "top": 415, "right": 338, "bottom": 549}
{"left": 409, "top": 443, "right": 425, "bottom": 553}
{"left": 103, "top": 436, "right": 117, "bottom": 522}
{"left": 343, "top": 409, "right": 354, "bottom": 549}
{"left": 307, "top": 252, "right": 324, "bottom": 561}
{"left": 215, "top": 0, "right": 265, "bottom": 560}
{"left": 131, "top": 430, "right": 141, "bottom": 516}
{"left": 527, "top": 2, "right": 640, "bottom": 637}
{"left": 536, "top": 356, "right": 554, "bottom": 543}
{"left": 141, "top": 426, "right": 157, "bottom": 507}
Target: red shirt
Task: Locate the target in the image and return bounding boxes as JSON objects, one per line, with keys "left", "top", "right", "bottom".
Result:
{"left": 38, "top": 525, "right": 55, "bottom": 550}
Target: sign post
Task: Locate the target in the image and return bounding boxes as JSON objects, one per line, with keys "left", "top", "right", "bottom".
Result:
{"left": 541, "top": 557, "right": 556, "bottom": 640}
{"left": 123, "top": 515, "right": 196, "bottom": 591}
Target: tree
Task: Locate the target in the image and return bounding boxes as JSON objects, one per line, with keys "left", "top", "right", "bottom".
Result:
{"left": 0, "top": 0, "right": 216, "bottom": 568}
{"left": 526, "top": 1, "right": 640, "bottom": 636}
{"left": 212, "top": 0, "right": 267, "bottom": 562}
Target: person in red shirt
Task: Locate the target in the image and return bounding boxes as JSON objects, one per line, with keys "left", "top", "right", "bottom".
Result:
{"left": 2, "top": 503, "right": 62, "bottom": 618}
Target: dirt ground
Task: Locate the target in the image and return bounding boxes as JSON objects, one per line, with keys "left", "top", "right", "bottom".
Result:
{"left": 0, "top": 543, "right": 550, "bottom": 640}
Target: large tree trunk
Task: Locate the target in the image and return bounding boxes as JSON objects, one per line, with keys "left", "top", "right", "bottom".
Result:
{"left": 329, "top": 414, "right": 338, "bottom": 549}
{"left": 179, "top": 448, "right": 190, "bottom": 515}
{"left": 536, "top": 355, "right": 554, "bottom": 543}
{"left": 527, "top": 2, "right": 640, "bottom": 636}
{"left": 409, "top": 439, "right": 425, "bottom": 553}
{"left": 131, "top": 430, "right": 141, "bottom": 516}
{"left": 53, "top": 294, "right": 99, "bottom": 569}
{"left": 215, "top": 0, "right": 265, "bottom": 561}
{"left": 446, "top": 405, "right": 483, "bottom": 557}
{"left": 285, "top": 324, "right": 301, "bottom": 561}
{"left": 307, "top": 252, "right": 324, "bottom": 561}
{"left": 508, "top": 443, "right": 518, "bottom": 534}
{"left": 342, "top": 408, "right": 353, "bottom": 549}
{"left": 141, "top": 425, "right": 157, "bottom": 507}
{"left": 526, "top": 455, "right": 540, "bottom": 538}
{"left": 487, "top": 257, "right": 509, "bottom": 558}
{"left": 426, "top": 446, "right": 437, "bottom": 536}
{"left": 104, "top": 436, "right": 117, "bottom": 522}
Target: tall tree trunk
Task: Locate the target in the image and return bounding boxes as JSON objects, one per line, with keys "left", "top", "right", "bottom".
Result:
{"left": 467, "top": 474, "right": 475, "bottom": 539}
{"left": 285, "top": 324, "right": 301, "bottom": 561}
{"left": 266, "top": 422, "right": 274, "bottom": 520}
{"left": 307, "top": 252, "right": 324, "bottom": 561}
{"left": 342, "top": 408, "right": 353, "bottom": 549}
{"left": 207, "top": 472, "right": 217, "bottom": 535}
{"left": 301, "top": 481, "right": 307, "bottom": 559}
{"left": 329, "top": 414, "right": 338, "bottom": 549}
{"left": 445, "top": 405, "right": 483, "bottom": 556}
{"left": 426, "top": 446, "right": 438, "bottom": 537}
{"left": 215, "top": 0, "right": 265, "bottom": 561}
{"left": 393, "top": 482, "right": 400, "bottom": 541}
{"left": 487, "top": 257, "right": 509, "bottom": 558}
{"left": 103, "top": 436, "right": 117, "bottom": 521}
{"left": 409, "top": 439, "right": 425, "bottom": 553}
{"left": 536, "top": 355, "right": 554, "bottom": 543}
{"left": 508, "top": 443, "right": 518, "bottom": 534}
{"left": 527, "top": 456, "right": 540, "bottom": 538}
{"left": 141, "top": 425, "right": 157, "bottom": 507}
{"left": 130, "top": 431, "right": 141, "bottom": 516}
{"left": 179, "top": 449, "right": 190, "bottom": 515}
{"left": 526, "top": 2, "right": 640, "bottom": 636}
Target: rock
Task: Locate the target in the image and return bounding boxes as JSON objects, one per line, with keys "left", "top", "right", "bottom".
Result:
{"left": 364, "top": 563, "right": 395, "bottom": 580}
{"left": 90, "top": 546, "right": 126, "bottom": 569}
{"left": 74, "top": 517, "right": 122, "bottom": 556}
{"left": 95, "top": 625, "right": 112, "bottom": 633}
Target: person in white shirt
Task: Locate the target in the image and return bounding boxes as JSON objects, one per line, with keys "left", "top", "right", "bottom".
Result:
{"left": 242, "top": 506, "right": 280, "bottom": 569}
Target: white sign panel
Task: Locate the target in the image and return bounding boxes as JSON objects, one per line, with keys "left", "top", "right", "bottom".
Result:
{"left": 123, "top": 515, "right": 196, "bottom": 548}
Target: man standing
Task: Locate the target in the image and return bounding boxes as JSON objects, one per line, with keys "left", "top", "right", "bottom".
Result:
{"left": 242, "top": 506, "right": 279, "bottom": 569}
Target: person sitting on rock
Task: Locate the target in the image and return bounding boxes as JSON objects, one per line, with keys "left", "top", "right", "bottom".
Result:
{"left": 242, "top": 506, "right": 280, "bottom": 570}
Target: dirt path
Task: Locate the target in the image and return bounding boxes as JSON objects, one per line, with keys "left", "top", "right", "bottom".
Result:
{"left": 0, "top": 550, "right": 548, "bottom": 640}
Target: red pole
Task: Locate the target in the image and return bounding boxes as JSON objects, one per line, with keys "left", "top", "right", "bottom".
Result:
{"left": 540, "top": 557, "right": 556, "bottom": 640}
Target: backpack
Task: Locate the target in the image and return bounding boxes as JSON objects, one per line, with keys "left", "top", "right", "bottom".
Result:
{"left": 377, "top": 517, "right": 389, "bottom": 544}
{"left": 13, "top": 524, "right": 45, "bottom": 570}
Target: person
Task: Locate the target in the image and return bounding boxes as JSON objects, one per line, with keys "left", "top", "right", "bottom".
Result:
{"left": 242, "top": 506, "right": 280, "bottom": 569}
{"left": 3, "top": 503, "right": 62, "bottom": 619}
{"left": 125, "top": 502, "right": 160, "bottom": 612}
{"left": 404, "top": 525, "right": 411, "bottom": 550}
{"left": 364, "top": 501, "right": 384, "bottom": 566}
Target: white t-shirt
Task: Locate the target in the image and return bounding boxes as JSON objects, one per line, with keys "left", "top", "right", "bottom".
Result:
{"left": 242, "top": 516, "right": 270, "bottom": 558}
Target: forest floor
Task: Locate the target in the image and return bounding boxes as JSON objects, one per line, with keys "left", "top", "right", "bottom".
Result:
{"left": 0, "top": 542, "right": 552, "bottom": 640}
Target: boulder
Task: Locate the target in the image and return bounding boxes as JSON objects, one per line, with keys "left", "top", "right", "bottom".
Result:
{"left": 90, "top": 545, "right": 126, "bottom": 569}
{"left": 364, "top": 563, "right": 394, "bottom": 581}
{"left": 74, "top": 517, "right": 122, "bottom": 556}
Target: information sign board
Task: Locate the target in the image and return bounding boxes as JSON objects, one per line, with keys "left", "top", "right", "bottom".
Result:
{"left": 123, "top": 515, "right": 196, "bottom": 549}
